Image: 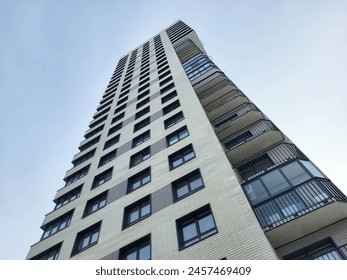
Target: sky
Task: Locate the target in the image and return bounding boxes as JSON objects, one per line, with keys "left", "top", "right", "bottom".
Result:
{"left": 0, "top": 0, "right": 346, "bottom": 260}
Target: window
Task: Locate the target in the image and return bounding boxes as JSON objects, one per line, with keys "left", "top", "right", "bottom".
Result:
{"left": 132, "top": 130, "right": 150, "bottom": 148}
{"left": 176, "top": 205, "right": 217, "bottom": 249}
{"left": 160, "top": 82, "right": 175, "bottom": 95}
{"left": 114, "top": 104, "right": 126, "bottom": 114}
{"left": 135, "top": 106, "right": 150, "bottom": 120}
{"left": 130, "top": 147, "right": 151, "bottom": 168}
{"left": 83, "top": 191, "right": 108, "bottom": 217}
{"left": 169, "top": 144, "right": 195, "bottom": 170}
{"left": 91, "top": 167, "right": 113, "bottom": 189}
{"left": 79, "top": 136, "right": 100, "bottom": 151}
{"left": 119, "top": 235, "right": 151, "bottom": 260}
{"left": 158, "top": 64, "right": 170, "bottom": 74}
{"left": 64, "top": 165, "right": 90, "bottom": 186}
{"left": 138, "top": 82, "right": 150, "bottom": 93}
{"left": 103, "top": 134, "right": 120, "bottom": 150}
{"left": 173, "top": 169, "right": 204, "bottom": 201}
{"left": 137, "top": 89, "right": 150, "bottom": 101}
{"left": 98, "top": 148, "right": 117, "bottom": 167}
{"left": 159, "top": 76, "right": 173, "bottom": 87}
{"left": 72, "top": 149, "right": 96, "bottom": 167}
{"left": 54, "top": 185, "right": 82, "bottom": 210}
{"left": 31, "top": 243, "right": 61, "bottom": 260}
{"left": 89, "top": 115, "right": 107, "bottom": 129}
{"left": 111, "top": 112, "right": 125, "bottom": 124}
{"left": 136, "top": 97, "right": 150, "bottom": 109}
{"left": 242, "top": 160, "right": 324, "bottom": 206}
{"left": 166, "top": 126, "right": 189, "bottom": 146}
{"left": 134, "top": 117, "right": 150, "bottom": 132}
{"left": 164, "top": 111, "right": 184, "bottom": 129}
{"left": 163, "top": 100, "right": 180, "bottom": 115}
{"left": 72, "top": 222, "right": 101, "bottom": 256}
{"left": 41, "top": 211, "right": 73, "bottom": 240}
{"left": 139, "top": 77, "right": 150, "bottom": 86}
{"left": 84, "top": 124, "right": 104, "bottom": 139}
{"left": 123, "top": 196, "right": 151, "bottom": 228}
{"left": 158, "top": 70, "right": 171, "bottom": 80}
{"left": 127, "top": 167, "right": 151, "bottom": 193}
{"left": 161, "top": 90, "right": 177, "bottom": 104}
{"left": 108, "top": 122, "right": 122, "bottom": 136}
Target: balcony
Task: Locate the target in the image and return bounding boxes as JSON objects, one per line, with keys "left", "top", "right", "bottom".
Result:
{"left": 234, "top": 142, "right": 308, "bottom": 183}
{"left": 223, "top": 120, "right": 284, "bottom": 165}
{"left": 205, "top": 90, "right": 249, "bottom": 122}
{"left": 252, "top": 178, "right": 347, "bottom": 247}
{"left": 304, "top": 243, "right": 347, "bottom": 260}
{"left": 213, "top": 103, "right": 263, "bottom": 140}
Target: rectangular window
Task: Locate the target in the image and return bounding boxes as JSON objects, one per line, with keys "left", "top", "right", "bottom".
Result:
{"left": 237, "top": 154, "right": 274, "bottom": 180}
{"left": 139, "top": 77, "right": 150, "bottom": 86}
{"left": 158, "top": 70, "right": 171, "bottom": 80}
{"left": 136, "top": 97, "right": 150, "bottom": 109}
{"left": 119, "top": 90, "right": 129, "bottom": 99}
{"left": 98, "top": 148, "right": 117, "bottom": 167}
{"left": 79, "top": 136, "right": 100, "bottom": 152}
{"left": 169, "top": 144, "right": 195, "bottom": 170}
{"left": 130, "top": 147, "right": 151, "bottom": 168}
{"left": 158, "top": 64, "right": 169, "bottom": 75}
{"left": 84, "top": 125, "right": 104, "bottom": 139}
{"left": 173, "top": 169, "right": 204, "bottom": 201}
{"left": 123, "top": 196, "right": 151, "bottom": 228}
{"left": 163, "top": 100, "right": 180, "bottom": 115}
{"left": 161, "top": 90, "right": 177, "bottom": 104}
{"left": 176, "top": 205, "right": 217, "bottom": 249}
{"left": 41, "top": 211, "right": 73, "bottom": 240}
{"left": 138, "top": 82, "right": 150, "bottom": 93}
{"left": 72, "top": 149, "right": 96, "bottom": 167}
{"left": 54, "top": 185, "right": 82, "bottom": 210}
{"left": 111, "top": 112, "right": 125, "bottom": 124}
{"left": 119, "top": 235, "right": 151, "bottom": 260}
{"left": 127, "top": 167, "right": 151, "bottom": 193}
{"left": 89, "top": 115, "right": 107, "bottom": 129}
{"left": 167, "top": 126, "right": 189, "bottom": 146}
{"left": 103, "top": 134, "right": 120, "bottom": 150}
{"left": 91, "top": 167, "right": 113, "bottom": 189}
{"left": 114, "top": 104, "right": 126, "bottom": 114}
{"left": 135, "top": 106, "right": 150, "bottom": 120}
{"left": 137, "top": 89, "right": 150, "bottom": 101}
{"left": 160, "top": 82, "right": 175, "bottom": 95}
{"left": 132, "top": 130, "right": 151, "bottom": 148}
{"left": 108, "top": 122, "right": 122, "bottom": 136}
{"left": 71, "top": 222, "right": 101, "bottom": 256}
{"left": 159, "top": 76, "right": 173, "bottom": 87}
{"left": 83, "top": 191, "right": 108, "bottom": 217}
{"left": 64, "top": 165, "right": 90, "bottom": 186}
{"left": 164, "top": 111, "right": 184, "bottom": 129}
{"left": 31, "top": 243, "right": 61, "bottom": 260}
{"left": 134, "top": 117, "right": 150, "bottom": 133}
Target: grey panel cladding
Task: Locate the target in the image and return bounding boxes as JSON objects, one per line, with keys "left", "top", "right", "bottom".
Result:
{"left": 151, "top": 184, "right": 173, "bottom": 214}
{"left": 107, "top": 180, "right": 127, "bottom": 204}
{"left": 100, "top": 250, "right": 119, "bottom": 260}
{"left": 151, "top": 137, "right": 167, "bottom": 157}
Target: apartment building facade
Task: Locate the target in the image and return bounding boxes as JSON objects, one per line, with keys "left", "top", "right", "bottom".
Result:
{"left": 26, "top": 21, "right": 347, "bottom": 260}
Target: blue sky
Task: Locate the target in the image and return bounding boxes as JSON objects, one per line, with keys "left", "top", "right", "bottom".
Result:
{"left": 1, "top": 0, "right": 346, "bottom": 259}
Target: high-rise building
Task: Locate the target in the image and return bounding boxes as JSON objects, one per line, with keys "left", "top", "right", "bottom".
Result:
{"left": 26, "top": 21, "right": 347, "bottom": 260}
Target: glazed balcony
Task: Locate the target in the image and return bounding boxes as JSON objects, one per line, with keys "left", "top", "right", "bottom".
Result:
{"left": 213, "top": 103, "right": 263, "bottom": 140}
{"left": 205, "top": 90, "right": 249, "bottom": 122}
{"left": 222, "top": 120, "right": 284, "bottom": 165}
{"left": 234, "top": 142, "right": 308, "bottom": 183}
{"left": 252, "top": 178, "right": 347, "bottom": 247}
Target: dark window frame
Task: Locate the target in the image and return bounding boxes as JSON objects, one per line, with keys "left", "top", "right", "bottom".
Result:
{"left": 169, "top": 144, "right": 196, "bottom": 170}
